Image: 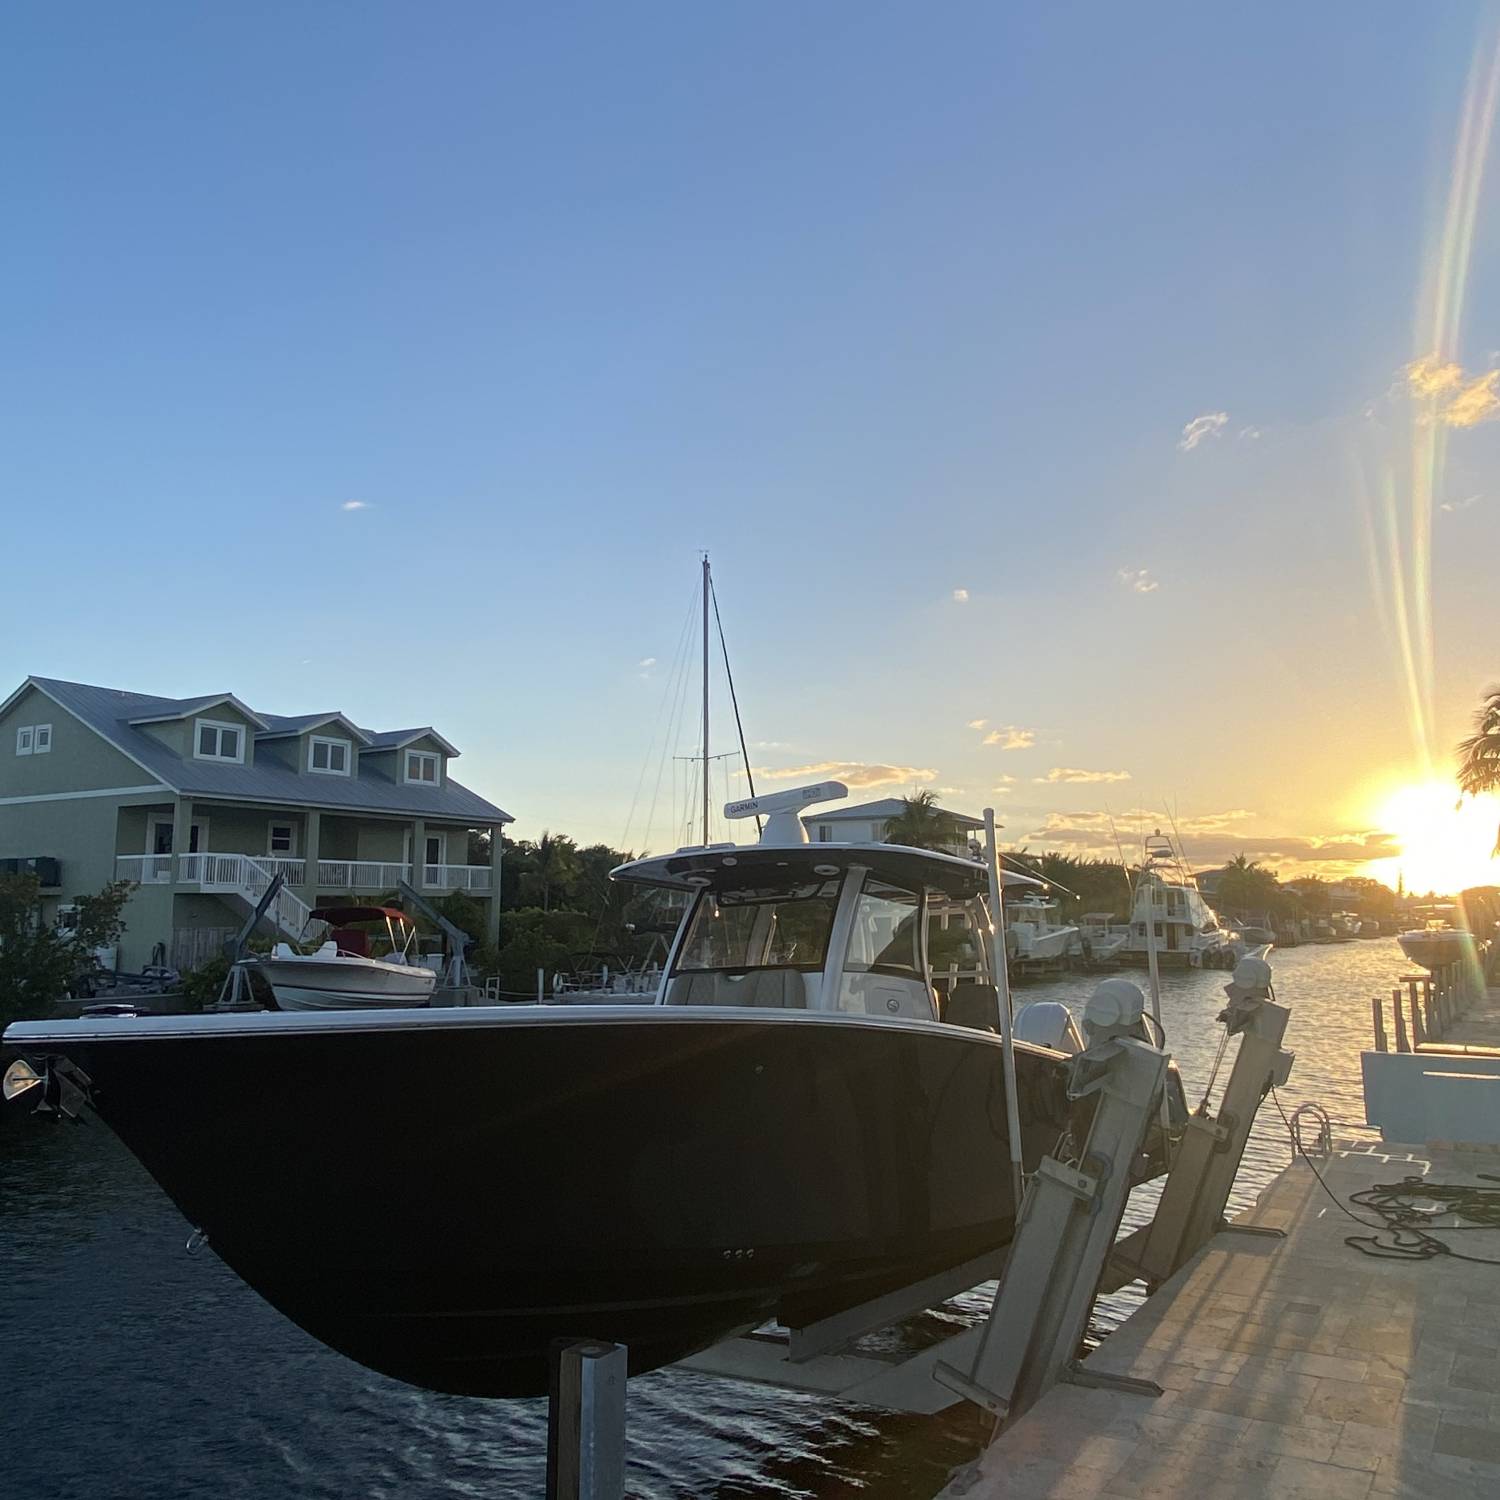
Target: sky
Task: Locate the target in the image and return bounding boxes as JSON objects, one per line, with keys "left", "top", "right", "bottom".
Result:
{"left": 4, "top": 3, "right": 1500, "bottom": 891}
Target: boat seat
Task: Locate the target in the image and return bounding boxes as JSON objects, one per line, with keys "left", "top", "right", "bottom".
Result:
{"left": 272, "top": 943, "right": 296, "bottom": 960}
{"left": 664, "top": 969, "right": 808, "bottom": 1008}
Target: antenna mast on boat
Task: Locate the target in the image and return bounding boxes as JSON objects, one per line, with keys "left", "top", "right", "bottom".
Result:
{"left": 701, "top": 553, "right": 711, "bottom": 848}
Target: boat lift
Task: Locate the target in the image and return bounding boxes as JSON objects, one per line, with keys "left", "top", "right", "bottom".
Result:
{"left": 545, "top": 824, "right": 1299, "bottom": 1497}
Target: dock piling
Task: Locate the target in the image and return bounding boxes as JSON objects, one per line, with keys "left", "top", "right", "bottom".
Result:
{"left": 546, "top": 1340, "right": 627, "bottom": 1500}
{"left": 1392, "top": 989, "right": 1409, "bottom": 1052}
{"left": 1371, "top": 995, "right": 1387, "bottom": 1052}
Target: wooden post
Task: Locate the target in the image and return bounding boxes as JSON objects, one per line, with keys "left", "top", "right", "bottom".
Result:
{"left": 1409, "top": 989, "right": 1425, "bottom": 1047}
{"left": 1371, "top": 996, "right": 1387, "bottom": 1052}
{"left": 1393, "top": 989, "right": 1409, "bottom": 1052}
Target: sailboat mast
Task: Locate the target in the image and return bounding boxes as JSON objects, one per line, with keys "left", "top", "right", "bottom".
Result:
{"left": 701, "top": 553, "right": 711, "bottom": 847}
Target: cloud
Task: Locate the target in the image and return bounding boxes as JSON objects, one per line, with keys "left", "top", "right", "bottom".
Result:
{"left": 751, "top": 740, "right": 792, "bottom": 750}
{"left": 1405, "top": 355, "right": 1500, "bottom": 428}
{"left": 637, "top": 657, "right": 657, "bottom": 669}
{"left": 1035, "top": 767, "right": 1132, "bottom": 784}
{"left": 1117, "top": 567, "right": 1159, "bottom": 594}
{"left": 982, "top": 726, "right": 1036, "bottom": 750}
{"left": 951, "top": 588, "right": 970, "bottom": 603}
{"left": 340, "top": 500, "right": 371, "bottom": 511}
{"left": 967, "top": 718, "right": 988, "bottom": 730}
{"left": 758, "top": 761, "right": 936, "bottom": 788}
{"left": 1011, "top": 808, "right": 1398, "bottom": 876}
{"left": 1178, "top": 412, "right": 1228, "bottom": 451}
{"left": 1439, "top": 493, "right": 1483, "bottom": 514}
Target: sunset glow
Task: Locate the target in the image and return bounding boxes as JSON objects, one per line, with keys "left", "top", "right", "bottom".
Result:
{"left": 1366, "top": 780, "right": 1500, "bottom": 895}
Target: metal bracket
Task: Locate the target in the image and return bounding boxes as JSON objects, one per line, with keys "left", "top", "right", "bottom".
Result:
{"left": 932, "top": 1360, "right": 1010, "bottom": 1418}
{"left": 1063, "top": 1360, "right": 1165, "bottom": 1399}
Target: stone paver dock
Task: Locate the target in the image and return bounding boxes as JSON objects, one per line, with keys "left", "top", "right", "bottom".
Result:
{"left": 940, "top": 1144, "right": 1500, "bottom": 1499}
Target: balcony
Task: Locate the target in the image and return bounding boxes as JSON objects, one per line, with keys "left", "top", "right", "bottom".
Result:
{"left": 424, "top": 863, "right": 492, "bottom": 893}
{"left": 316, "top": 860, "right": 411, "bottom": 891}
{"left": 116, "top": 854, "right": 173, "bottom": 884}
{"left": 115, "top": 854, "right": 492, "bottom": 895}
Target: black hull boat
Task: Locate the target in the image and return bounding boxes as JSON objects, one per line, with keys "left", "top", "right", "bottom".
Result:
{"left": 11, "top": 1005, "right": 1072, "bottom": 1396}
{"left": 4, "top": 779, "right": 1179, "bottom": 1403}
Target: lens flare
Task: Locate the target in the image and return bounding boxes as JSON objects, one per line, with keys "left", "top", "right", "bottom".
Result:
{"left": 1367, "top": 779, "right": 1500, "bottom": 895}
{"left": 1359, "top": 32, "right": 1500, "bottom": 775}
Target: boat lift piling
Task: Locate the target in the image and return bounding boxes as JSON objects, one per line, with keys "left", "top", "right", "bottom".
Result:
{"left": 546, "top": 1340, "right": 628, "bottom": 1500}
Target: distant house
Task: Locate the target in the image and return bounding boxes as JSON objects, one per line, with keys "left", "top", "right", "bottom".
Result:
{"left": 0, "top": 676, "right": 512, "bottom": 971}
{"left": 800, "top": 797, "right": 983, "bottom": 857}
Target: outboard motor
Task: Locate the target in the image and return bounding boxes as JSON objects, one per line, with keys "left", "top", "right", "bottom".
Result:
{"left": 1014, "top": 1000, "right": 1085, "bottom": 1055}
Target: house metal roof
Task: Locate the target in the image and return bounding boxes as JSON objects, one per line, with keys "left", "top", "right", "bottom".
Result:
{"left": 20, "top": 677, "right": 512, "bottom": 825}
{"left": 799, "top": 797, "right": 985, "bottom": 829}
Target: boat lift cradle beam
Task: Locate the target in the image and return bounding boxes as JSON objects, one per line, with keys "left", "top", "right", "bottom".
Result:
{"left": 395, "top": 879, "right": 474, "bottom": 990}
{"left": 1100, "top": 962, "right": 1293, "bottom": 1295}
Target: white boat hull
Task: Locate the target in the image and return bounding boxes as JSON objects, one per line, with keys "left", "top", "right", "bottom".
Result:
{"left": 1013, "top": 926, "right": 1077, "bottom": 963}
{"left": 1397, "top": 930, "right": 1477, "bottom": 972}
{"left": 252, "top": 956, "right": 437, "bottom": 1011}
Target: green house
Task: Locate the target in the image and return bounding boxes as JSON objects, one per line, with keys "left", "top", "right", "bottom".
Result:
{"left": 0, "top": 676, "right": 512, "bottom": 972}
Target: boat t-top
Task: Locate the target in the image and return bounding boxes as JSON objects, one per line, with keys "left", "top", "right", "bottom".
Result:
{"left": 1, "top": 780, "right": 1186, "bottom": 1400}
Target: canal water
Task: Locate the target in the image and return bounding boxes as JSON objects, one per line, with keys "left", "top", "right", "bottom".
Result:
{"left": 0, "top": 941, "right": 1397, "bottom": 1499}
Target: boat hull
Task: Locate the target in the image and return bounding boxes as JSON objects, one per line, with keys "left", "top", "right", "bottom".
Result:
{"left": 1397, "top": 930, "right": 1477, "bottom": 971}
{"left": 250, "top": 956, "right": 436, "bottom": 1011}
{"left": 6, "top": 1007, "right": 1072, "bottom": 1397}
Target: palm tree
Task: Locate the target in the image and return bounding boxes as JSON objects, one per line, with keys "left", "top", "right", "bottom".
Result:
{"left": 522, "top": 831, "right": 580, "bottom": 912}
{"left": 1457, "top": 685, "right": 1500, "bottom": 854}
{"left": 1217, "top": 853, "right": 1279, "bottom": 914}
{"left": 883, "top": 791, "right": 962, "bottom": 852}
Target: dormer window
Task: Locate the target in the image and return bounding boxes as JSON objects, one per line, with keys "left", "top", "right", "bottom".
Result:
{"left": 195, "top": 719, "right": 244, "bottom": 763}
{"left": 405, "top": 750, "right": 439, "bottom": 784}
{"left": 309, "top": 735, "right": 351, "bottom": 776}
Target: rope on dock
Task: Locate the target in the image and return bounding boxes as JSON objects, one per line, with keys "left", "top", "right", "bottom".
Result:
{"left": 1270, "top": 1085, "right": 1500, "bottom": 1267}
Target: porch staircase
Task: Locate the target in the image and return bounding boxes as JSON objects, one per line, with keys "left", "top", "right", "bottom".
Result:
{"left": 178, "top": 853, "right": 316, "bottom": 941}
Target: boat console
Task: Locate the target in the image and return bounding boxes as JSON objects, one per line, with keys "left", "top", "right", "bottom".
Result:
{"left": 612, "top": 782, "right": 1042, "bottom": 1020}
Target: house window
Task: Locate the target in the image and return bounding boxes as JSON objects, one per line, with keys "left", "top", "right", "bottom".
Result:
{"left": 818, "top": 825, "right": 833, "bottom": 843}
{"left": 33, "top": 724, "right": 51, "bottom": 754}
{"left": 405, "top": 750, "right": 439, "bottom": 784}
{"left": 15, "top": 726, "right": 33, "bottom": 755}
{"left": 309, "top": 736, "right": 351, "bottom": 776}
{"left": 195, "top": 719, "right": 244, "bottom": 762}
{"left": 268, "top": 822, "right": 296, "bottom": 857}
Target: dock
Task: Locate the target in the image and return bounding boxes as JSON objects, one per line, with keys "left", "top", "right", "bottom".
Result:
{"left": 939, "top": 1141, "right": 1500, "bottom": 1500}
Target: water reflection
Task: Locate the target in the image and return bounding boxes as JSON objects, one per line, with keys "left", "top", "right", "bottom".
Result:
{"left": 0, "top": 942, "right": 1395, "bottom": 1498}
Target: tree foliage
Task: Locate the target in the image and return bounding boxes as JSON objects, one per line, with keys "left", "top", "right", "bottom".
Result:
{"left": 883, "top": 792, "right": 963, "bottom": 852}
{"left": 1456, "top": 684, "right": 1500, "bottom": 854}
{"left": 0, "top": 873, "right": 139, "bottom": 1028}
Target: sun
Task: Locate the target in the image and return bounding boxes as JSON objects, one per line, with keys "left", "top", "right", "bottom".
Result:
{"left": 1366, "top": 780, "right": 1500, "bottom": 895}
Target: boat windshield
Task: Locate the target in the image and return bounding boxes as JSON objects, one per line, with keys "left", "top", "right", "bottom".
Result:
{"left": 676, "top": 880, "right": 839, "bottom": 972}
{"left": 845, "top": 880, "right": 923, "bottom": 978}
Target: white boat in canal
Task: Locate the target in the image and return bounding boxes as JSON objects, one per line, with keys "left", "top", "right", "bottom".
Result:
{"left": 1004, "top": 895, "right": 1079, "bottom": 965}
{"left": 247, "top": 905, "right": 437, "bottom": 1011}
{"left": 1120, "top": 833, "right": 1237, "bottom": 970}
{"left": 1078, "top": 913, "right": 1129, "bottom": 964}
{"left": 1397, "top": 906, "right": 1478, "bottom": 972}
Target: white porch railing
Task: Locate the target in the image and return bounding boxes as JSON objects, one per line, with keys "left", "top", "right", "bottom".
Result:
{"left": 261, "top": 857, "right": 307, "bottom": 884}
{"left": 177, "top": 852, "right": 313, "bottom": 938}
{"left": 116, "top": 854, "right": 173, "bottom": 884}
{"left": 317, "top": 860, "right": 411, "bottom": 890}
{"left": 424, "top": 864, "right": 492, "bottom": 892}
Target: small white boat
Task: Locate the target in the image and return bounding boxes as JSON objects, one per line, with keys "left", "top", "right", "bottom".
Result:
{"left": 249, "top": 905, "right": 437, "bottom": 1011}
{"left": 1078, "top": 912, "right": 1128, "bottom": 964}
{"left": 1397, "top": 911, "right": 1478, "bottom": 972}
{"left": 1004, "top": 895, "right": 1079, "bottom": 964}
